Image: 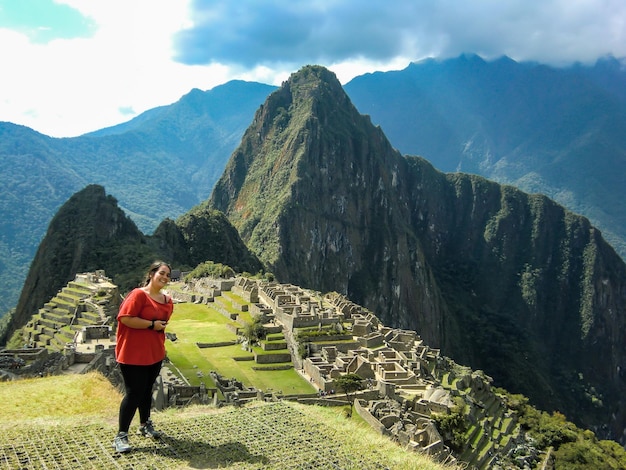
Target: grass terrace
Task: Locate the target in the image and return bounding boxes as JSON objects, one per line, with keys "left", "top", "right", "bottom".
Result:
{"left": 165, "top": 299, "right": 315, "bottom": 396}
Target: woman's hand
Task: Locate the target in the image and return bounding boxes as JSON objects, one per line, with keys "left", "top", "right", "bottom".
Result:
{"left": 154, "top": 320, "right": 167, "bottom": 331}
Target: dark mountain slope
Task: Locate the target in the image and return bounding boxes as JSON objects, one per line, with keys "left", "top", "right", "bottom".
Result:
{"left": 0, "top": 80, "right": 275, "bottom": 314}
{"left": 209, "top": 65, "right": 626, "bottom": 441}
{"left": 344, "top": 54, "right": 626, "bottom": 259}
{"left": 8, "top": 184, "right": 151, "bottom": 335}
{"left": 6, "top": 184, "right": 262, "bottom": 342}
{"left": 166, "top": 201, "right": 264, "bottom": 274}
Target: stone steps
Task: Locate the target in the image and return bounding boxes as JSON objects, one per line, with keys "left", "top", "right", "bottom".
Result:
{"left": 77, "top": 310, "right": 101, "bottom": 324}
{"left": 49, "top": 335, "right": 68, "bottom": 351}
{"left": 40, "top": 309, "right": 72, "bottom": 325}
{"left": 51, "top": 305, "right": 73, "bottom": 316}
{"left": 67, "top": 281, "right": 96, "bottom": 293}
{"left": 56, "top": 292, "right": 82, "bottom": 304}
{"left": 38, "top": 316, "right": 62, "bottom": 330}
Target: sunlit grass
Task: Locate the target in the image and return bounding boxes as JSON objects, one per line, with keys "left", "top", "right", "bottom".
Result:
{"left": 166, "top": 300, "right": 315, "bottom": 394}
{"left": 292, "top": 402, "right": 451, "bottom": 470}
{"left": 165, "top": 302, "right": 234, "bottom": 388}
{"left": 169, "top": 302, "right": 237, "bottom": 338}
{"left": 0, "top": 375, "right": 454, "bottom": 470}
{"left": 0, "top": 372, "right": 120, "bottom": 424}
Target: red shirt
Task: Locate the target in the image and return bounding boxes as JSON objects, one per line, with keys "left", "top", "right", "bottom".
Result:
{"left": 115, "top": 288, "right": 173, "bottom": 365}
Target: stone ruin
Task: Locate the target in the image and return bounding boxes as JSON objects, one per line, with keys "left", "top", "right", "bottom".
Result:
{"left": 174, "top": 277, "right": 236, "bottom": 304}
{"left": 0, "top": 272, "right": 525, "bottom": 469}
{"left": 210, "top": 371, "right": 265, "bottom": 405}
{"left": 20, "top": 270, "right": 117, "bottom": 353}
{"left": 230, "top": 278, "right": 523, "bottom": 468}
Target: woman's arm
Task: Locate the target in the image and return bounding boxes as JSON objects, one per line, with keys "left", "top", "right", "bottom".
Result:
{"left": 119, "top": 316, "right": 167, "bottom": 331}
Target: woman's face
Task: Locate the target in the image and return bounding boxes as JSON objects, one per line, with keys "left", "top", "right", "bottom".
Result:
{"left": 151, "top": 265, "right": 171, "bottom": 289}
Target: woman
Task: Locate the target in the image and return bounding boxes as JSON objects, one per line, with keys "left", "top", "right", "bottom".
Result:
{"left": 112, "top": 261, "right": 174, "bottom": 453}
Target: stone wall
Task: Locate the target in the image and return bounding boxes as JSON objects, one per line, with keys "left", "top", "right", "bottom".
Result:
{"left": 355, "top": 399, "right": 389, "bottom": 435}
{"left": 254, "top": 352, "right": 292, "bottom": 364}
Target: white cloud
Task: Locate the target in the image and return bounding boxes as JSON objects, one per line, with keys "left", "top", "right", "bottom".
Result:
{"left": 0, "top": 0, "right": 624, "bottom": 137}
{"left": 0, "top": 0, "right": 234, "bottom": 137}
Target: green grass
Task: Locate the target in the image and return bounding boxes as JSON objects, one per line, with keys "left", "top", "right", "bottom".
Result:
{"left": 0, "top": 372, "right": 120, "bottom": 424}
{"left": 222, "top": 290, "right": 249, "bottom": 305}
{"left": 166, "top": 301, "right": 315, "bottom": 395}
{"left": 164, "top": 302, "right": 236, "bottom": 388}
{"left": 266, "top": 333, "right": 285, "bottom": 341}
{"left": 169, "top": 302, "right": 237, "bottom": 342}
{"left": 50, "top": 301, "right": 73, "bottom": 311}
{"left": 0, "top": 373, "right": 453, "bottom": 470}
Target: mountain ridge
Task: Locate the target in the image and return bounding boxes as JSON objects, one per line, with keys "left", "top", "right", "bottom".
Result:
{"left": 208, "top": 65, "right": 626, "bottom": 442}
{"left": 345, "top": 54, "right": 626, "bottom": 259}
{"left": 3, "top": 55, "right": 626, "bottom": 315}
{"left": 0, "top": 80, "right": 275, "bottom": 313}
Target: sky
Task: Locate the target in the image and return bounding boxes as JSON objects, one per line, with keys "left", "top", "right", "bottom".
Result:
{"left": 0, "top": 0, "right": 624, "bottom": 138}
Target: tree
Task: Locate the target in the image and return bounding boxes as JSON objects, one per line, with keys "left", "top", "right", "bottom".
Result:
{"left": 334, "top": 373, "right": 364, "bottom": 417}
{"left": 240, "top": 316, "right": 265, "bottom": 351}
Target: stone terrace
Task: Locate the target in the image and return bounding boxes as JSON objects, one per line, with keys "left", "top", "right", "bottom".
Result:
{"left": 22, "top": 271, "right": 118, "bottom": 352}
{"left": 229, "top": 278, "right": 522, "bottom": 469}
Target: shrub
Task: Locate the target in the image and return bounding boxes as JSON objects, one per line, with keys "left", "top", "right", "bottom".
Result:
{"left": 431, "top": 400, "right": 467, "bottom": 452}
{"left": 184, "top": 261, "right": 235, "bottom": 280}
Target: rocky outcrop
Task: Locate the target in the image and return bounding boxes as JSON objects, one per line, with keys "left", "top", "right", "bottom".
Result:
{"left": 11, "top": 185, "right": 147, "bottom": 335}
{"left": 8, "top": 185, "right": 263, "bottom": 346}
{"left": 209, "top": 65, "right": 626, "bottom": 441}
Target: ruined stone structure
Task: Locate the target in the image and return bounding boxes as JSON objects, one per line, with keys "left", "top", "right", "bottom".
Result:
{"left": 20, "top": 271, "right": 118, "bottom": 352}
{"left": 221, "top": 277, "right": 523, "bottom": 468}
{"left": 1, "top": 273, "right": 525, "bottom": 469}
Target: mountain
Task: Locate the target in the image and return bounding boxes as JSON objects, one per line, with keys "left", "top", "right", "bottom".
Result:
{"left": 209, "top": 65, "right": 626, "bottom": 442}
{"left": 344, "top": 54, "right": 626, "bottom": 260}
{"left": 8, "top": 184, "right": 151, "bottom": 337}
{"left": 6, "top": 184, "right": 263, "bottom": 340}
{"left": 0, "top": 80, "right": 275, "bottom": 314}
{"left": 4, "top": 55, "right": 626, "bottom": 319}
{"left": 4, "top": 55, "right": 626, "bottom": 320}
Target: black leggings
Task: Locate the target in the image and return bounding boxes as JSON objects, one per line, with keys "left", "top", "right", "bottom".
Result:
{"left": 118, "top": 361, "right": 162, "bottom": 433}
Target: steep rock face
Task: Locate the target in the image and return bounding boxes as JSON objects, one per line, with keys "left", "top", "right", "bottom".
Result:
{"left": 412, "top": 171, "right": 626, "bottom": 431}
{"left": 10, "top": 185, "right": 148, "bottom": 334}
{"left": 209, "top": 66, "right": 626, "bottom": 440}
{"left": 7, "top": 185, "right": 263, "bottom": 345}
{"left": 211, "top": 66, "right": 447, "bottom": 339}
{"left": 345, "top": 54, "right": 626, "bottom": 260}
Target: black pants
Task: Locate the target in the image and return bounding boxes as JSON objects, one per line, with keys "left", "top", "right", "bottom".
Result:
{"left": 118, "top": 361, "right": 162, "bottom": 433}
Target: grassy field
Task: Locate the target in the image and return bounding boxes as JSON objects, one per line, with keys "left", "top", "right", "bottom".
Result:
{"left": 0, "top": 373, "right": 454, "bottom": 469}
{"left": 165, "top": 299, "right": 316, "bottom": 395}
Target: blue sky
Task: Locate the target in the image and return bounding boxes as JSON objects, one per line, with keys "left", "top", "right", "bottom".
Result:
{"left": 0, "top": 0, "right": 624, "bottom": 137}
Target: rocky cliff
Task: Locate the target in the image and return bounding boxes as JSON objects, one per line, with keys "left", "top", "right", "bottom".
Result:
{"left": 345, "top": 55, "right": 626, "bottom": 260}
{"left": 7, "top": 185, "right": 263, "bottom": 344}
{"left": 10, "top": 185, "right": 150, "bottom": 335}
{"left": 209, "top": 65, "right": 626, "bottom": 441}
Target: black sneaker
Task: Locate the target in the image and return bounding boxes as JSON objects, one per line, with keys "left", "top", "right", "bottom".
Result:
{"left": 112, "top": 432, "right": 132, "bottom": 453}
{"left": 138, "top": 419, "right": 161, "bottom": 438}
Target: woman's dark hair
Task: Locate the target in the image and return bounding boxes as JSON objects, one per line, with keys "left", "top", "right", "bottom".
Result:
{"left": 143, "top": 260, "right": 172, "bottom": 286}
